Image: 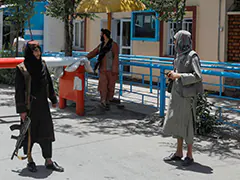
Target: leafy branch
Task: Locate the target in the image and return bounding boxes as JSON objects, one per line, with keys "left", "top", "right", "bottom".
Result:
{"left": 45, "top": 0, "right": 96, "bottom": 56}
{"left": 141, "top": 0, "right": 187, "bottom": 31}
{"left": 3, "top": 0, "right": 37, "bottom": 56}
{"left": 195, "top": 92, "right": 222, "bottom": 135}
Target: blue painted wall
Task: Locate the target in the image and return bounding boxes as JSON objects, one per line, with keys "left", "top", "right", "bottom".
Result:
{"left": 24, "top": 1, "right": 47, "bottom": 51}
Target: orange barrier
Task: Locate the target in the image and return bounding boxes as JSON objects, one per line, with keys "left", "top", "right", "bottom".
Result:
{"left": 0, "top": 58, "right": 24, "bottom": 69}
{"left": 0, "top": 57, "right": 85, "bottom": 116}
{"left": 59, "top": 65, "right": 85, "bottom": 116}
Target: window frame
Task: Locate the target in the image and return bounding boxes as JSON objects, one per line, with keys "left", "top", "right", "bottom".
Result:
{"left": 73, "top": 19, "right": 85, "bottom": 50}
{"left": 166, "top": 18, "right": 193, "bottom": 56}
{"left": 159, "top": 6, "right": 197, "bottom": 57}
{"left": 131, "top": 10, "right": 160, "bottom": 42}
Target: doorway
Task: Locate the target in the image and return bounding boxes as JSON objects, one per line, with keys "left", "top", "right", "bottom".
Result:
{"left": 120, "top": 19, "right": 131, "bottom": 73}
{"left": 100, "top": 18, "right": 132, "bottom": 54}
{"left": 120, "top": 19, "right": 131, "bottom": 55}
{"left": 100, "top": 18, "right": 132, "bottom": 72}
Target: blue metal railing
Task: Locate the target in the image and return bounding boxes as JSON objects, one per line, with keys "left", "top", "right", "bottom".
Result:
{"left": 43, "top": 51, "right": 240, "bottom": 126}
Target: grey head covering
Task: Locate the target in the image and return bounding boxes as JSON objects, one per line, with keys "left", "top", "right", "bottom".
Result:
{"left": 174, "top": 30, "right": 192, "bottom": 61}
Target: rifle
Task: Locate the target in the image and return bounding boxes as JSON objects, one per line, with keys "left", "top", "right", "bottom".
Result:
{"left": 10, "top": 116, "right": 31, "bottom": 160}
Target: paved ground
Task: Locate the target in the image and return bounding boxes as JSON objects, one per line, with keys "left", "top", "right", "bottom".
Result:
{"left": 0, "top": 84, "right": 240, "bottom": 180}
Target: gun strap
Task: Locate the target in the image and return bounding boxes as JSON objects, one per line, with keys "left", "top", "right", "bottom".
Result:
{"left": 16, "top": 154, "right": 28, "bottom": 160}
{"left": 27, "top": 127, "right": 32, "bottom": 160}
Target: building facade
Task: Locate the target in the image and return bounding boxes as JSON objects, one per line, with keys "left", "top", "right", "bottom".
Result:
{"left": 83, "top": 0, "right": 239, "bottom": 93}
{"left": 0, "top": 0, "right": 239, "bottom": 94}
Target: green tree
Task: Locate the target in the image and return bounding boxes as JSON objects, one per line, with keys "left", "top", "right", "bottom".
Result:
{"left": 141, "top": 0, "right": 186, "bottom": 32}
{"left": 3, "top": 0, "right": 36, "bottom": 56}
{"left": 45, "top": 0, "right": 95, "bottom": 56}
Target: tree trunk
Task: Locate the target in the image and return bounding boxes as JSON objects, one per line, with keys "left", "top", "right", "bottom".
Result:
{"left": 69, "top": 14, "right": 74, "bottom": 57}
{"left": 28, "top": 18, "right": 33, "bottom": 40}
{"left": 69, "top": 0, "right": 74, "bottom": 57}
{"left": 15, "top": 7, "right": 19, "bottom": 57}
{"left": 64, "top": 17, "right": 70, "bottom": 56}
{"left": 15, "top": 28, "right": 19, "bottom": 57}
{"left": 28, "top": 1, "right": 33, "bottom": 40}
{"left": 64, "top": 0, "right": 71, "bottom": 57}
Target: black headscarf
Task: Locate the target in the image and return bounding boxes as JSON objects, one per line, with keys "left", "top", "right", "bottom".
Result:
{"left": 94, "top": 29, "right": 113, "bottom": 72}
{"left": 24, "top": 41, "right": 46, "bottom": 95}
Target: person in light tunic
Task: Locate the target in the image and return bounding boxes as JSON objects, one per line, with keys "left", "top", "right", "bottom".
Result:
{"left": 13, "top": 32, "right": 26, "bottom": 53}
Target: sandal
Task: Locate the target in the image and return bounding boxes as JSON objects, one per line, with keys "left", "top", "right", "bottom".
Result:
{"left": 99, "top": 102, "right": 109, "bottom": 111}
{"left": 163, "top": 153, "right": 182, "bottom": 161}
{"left": 46, "top": 161, "right": 64, "bottom": 172}
{"left": 182, "top": 157, "right": 194, "bottom": 166}
{"left": 105, "top": 103, "right": 110, "bottom": 111}
{"left": 27, "top": 162, "right": 37, "bottom": 172}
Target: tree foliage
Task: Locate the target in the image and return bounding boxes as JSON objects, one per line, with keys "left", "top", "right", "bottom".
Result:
{"left": 141, "top": 0, "right": 186, "bottom": 31}
{"left": 45, "top": 0, "right": 95, "bottom": 21}
{"left": 45, "top": 0, "right": 95, "bottom": 56}
{"left": 3, "top": 0, "right": 36, "bottom": 56}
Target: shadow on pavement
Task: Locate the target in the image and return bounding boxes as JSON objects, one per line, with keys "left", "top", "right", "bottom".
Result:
{"left": 165, "top": 160, "right": 213, "bottom": 174}
{"left": 51, "top": 99, "right": 240, "bottom": 162}
{"left": 12, "top": 165, "right": 53, "bottom": 179}
{"left": 52, "top": 104, "right": 164, "bottom": 137}
{"left": 80, "top": 116, "right": 163, "bottom": 137}
{"left": 51, "top": 96, "right": 164, "bottom": 138}
{"left": 0, "top": 99, "right": 15, "bottom": 107}
{"left": 0, "top": 85, "right": 15, "bottom": 107}
{"left": 0, "top": 115, "right": 20, "bottom": 124}
{"left": 194, "top": 137, "right": 240, "bottom": 160}
{"left": 1, "top": 85, "right": 240, "bottom": 167}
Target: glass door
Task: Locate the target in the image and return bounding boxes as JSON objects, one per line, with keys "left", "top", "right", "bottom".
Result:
{"left": 120, "top": 19, "right": 131, "bottom": 72}
{"left": 120, "top": 19, "right": 131, "bottom": 55}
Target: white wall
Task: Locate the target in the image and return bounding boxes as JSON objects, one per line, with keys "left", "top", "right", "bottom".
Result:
{"left": 44, "top": 15, "right": 64, "bottom": 52}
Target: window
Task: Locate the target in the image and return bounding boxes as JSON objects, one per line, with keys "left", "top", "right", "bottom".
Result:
{"left": 167, "top": 19, "right": 193, "bottom": 56}
{"left": 73, "top": 20, "right": 85, "bottom": 50}
{"left": 131, "top": 11, "right": 159, "bottom": 41}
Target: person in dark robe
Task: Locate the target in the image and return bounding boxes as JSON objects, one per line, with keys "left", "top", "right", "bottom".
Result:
{"left": 15, "top": 40, "right": 64, "bottom": 172}
{"left": 86, "top": 29, "right": 119, "bottom": 110}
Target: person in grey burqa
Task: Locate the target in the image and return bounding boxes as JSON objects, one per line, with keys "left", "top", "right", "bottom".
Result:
{"left": 163, "top": 30, "right": 203, "bottom": 166}
{"left": 15, "top": 40, "right": 64, "bottom": 172}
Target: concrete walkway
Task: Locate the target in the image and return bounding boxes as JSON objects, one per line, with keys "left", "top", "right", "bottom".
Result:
{"left": 0, "top": 84, "right": 240, "bottom": 180}
{"left": 87, "top": 78, "right": 240, "bottom": 123}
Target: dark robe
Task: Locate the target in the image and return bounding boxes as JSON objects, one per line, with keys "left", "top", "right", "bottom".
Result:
{"left": 15, "top": 46, "right": 57, "bottom": 143}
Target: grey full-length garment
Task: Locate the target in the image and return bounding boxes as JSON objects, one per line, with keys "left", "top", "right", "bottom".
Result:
{"left": 163, "top": 30, "right": 203, "bottom": 144}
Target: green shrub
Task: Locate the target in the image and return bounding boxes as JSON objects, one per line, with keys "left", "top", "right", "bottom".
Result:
{"left": 195, "top": 92, "right": 221, "bottom": 135}
{"left": 0, "top": 42, "right": 15, "bottom": 58}
{"left": 0, "top": 43, "right": 17, "bottom": 85}
{"left": 0, "top": 69, "right": 16, "bottom": 85}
